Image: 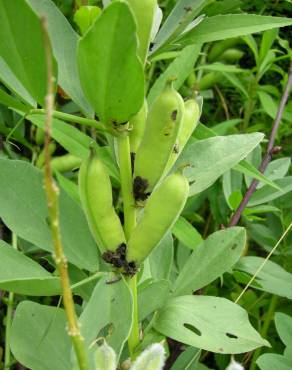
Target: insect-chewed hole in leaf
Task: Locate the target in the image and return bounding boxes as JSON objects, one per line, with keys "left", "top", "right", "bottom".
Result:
{"left": 231, "top": 244, "right": 238, "bottom": 250}
{"left": 226, "top": 332, "right": 238, "bottom": 339}
{"left": 183, "top": 323, "right": 202, "bottom": 336}
{"left": 99, "top": 323, "right": 115, "bottom": 338}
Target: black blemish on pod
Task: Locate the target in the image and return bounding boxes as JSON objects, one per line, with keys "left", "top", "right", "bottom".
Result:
{"left": 133, "top": 176, "right": 150, "bottom": 201}
{"left": 130, "top": 152, "right": 135, "bottom": 174}
{"left": 171, "top": 109, "right": 178, "bottom": 121}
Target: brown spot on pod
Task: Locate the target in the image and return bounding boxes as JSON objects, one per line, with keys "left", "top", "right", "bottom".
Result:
{"left": 133, "top": 176, "right": 150, "bottom": 201}
{"left": 171, "top": 109, "right": 178, "bottom": 121}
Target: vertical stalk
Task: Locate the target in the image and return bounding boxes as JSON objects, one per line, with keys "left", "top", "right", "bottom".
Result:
{"left": 249, "top": 295, "right": 278, "bottom": 370}
{"left": 117, "top": 133, "right": 136, "bottom": 239}
{"left": 41, "top": 17, "right": 89, "bottom": 370}
{"left": 4, "top": 233, "right": 17, "bottom": 370}
{"left": 116, "top": 132, "right": 139, "bottom": 355}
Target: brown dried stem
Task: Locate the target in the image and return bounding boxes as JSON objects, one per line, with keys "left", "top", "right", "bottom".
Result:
{"left": 40, "top": 17, "right": 89, "bottom": 370}
{"left": 229, "top": 65, "right": 292, "bottom": 227}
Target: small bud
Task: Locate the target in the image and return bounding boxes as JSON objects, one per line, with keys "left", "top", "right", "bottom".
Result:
{"left": 130, "top": 343, "right": 165, "bottom": 370}
{"left": 94, "top": 341, "right": 117, "bottom": 370}
{"left": 226, "top": 357, "right": 244, "bottom": 370}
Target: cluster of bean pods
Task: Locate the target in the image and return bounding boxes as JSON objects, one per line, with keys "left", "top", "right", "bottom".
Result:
{"left": 78, "top": 81, "right": 200, "bottom": 275}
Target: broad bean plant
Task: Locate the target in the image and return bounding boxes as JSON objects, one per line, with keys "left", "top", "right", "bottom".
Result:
{"left": 0, "top": 1, "right": 291, "bottom": 370}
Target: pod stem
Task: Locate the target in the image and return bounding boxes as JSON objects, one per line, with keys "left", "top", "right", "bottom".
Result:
{"left": 117, "top": 132, "right": 136, "bottom": 240}
{"left": 116, "top": 132, "right": 139, "bottom": 355}
{"left": 41, "top": 17, "right": 89, "bottom": 370}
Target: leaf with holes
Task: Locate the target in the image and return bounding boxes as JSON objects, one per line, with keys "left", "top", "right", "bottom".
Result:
{"left": 78, "top": 274, "right": 132, "bottom": 367}
{"left": 154, "top": 295, "right": 269, "bottom": 353}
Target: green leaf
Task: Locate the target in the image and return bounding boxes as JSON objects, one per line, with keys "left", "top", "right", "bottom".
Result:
{"left": 79, "top": 275, "right": 132, "bottom": 366}
{"left": 257, "top": 354, "right": 292, "bottom": 370}
{"left": 171, "top": 346, "right": 201, "bottom": 370}
{"left": 0, "top": 240, "right": 60, "bottom": 296}
{"left": 248, "top": 177, "right": 292, "bottom": 206}
{"left": 11, "top": 301, "right": 71, "bottom": 370}
{"left": 138, "top": 280, "right": 170, "bottom": 321}
{"left": 172, "top": 216, "right": 203, "bottom": 250}
{"left": 0, "top": 0, "right": 56, "bottom": 106}
{"left": 148, "top": 44, "right": 201, "bottom": 106}
{"left": 74, "top": 6, "right": 101, "bottom": 35}
{"left": 154, "top": 295, "right": 269, "bottom": 353}
{"left": 27, "top": 0, "right": 93, "bottom": 116}
{"left": 56, "top": 172, "right": 80, "bottom": 205}
{"left": 0, "top": 59, "right": 35, "bottom": 107}
{"left": 78, "top": 1, "right": 144, "bottom": 124}
{"left": 262, "top": 158, "right": 291, "bottom": 184}
{"left": 194, "top": 124, "right": 279, "bottom": 189}
{"left": 0, "top": 87, "right": 30, "bottom": 113}
{"left": 177, "top": 14, "right": 292, "bottom": 47}
{"left": 234, "top": 160, "right": 281, "bottom": 191}
{"left": 275, "top": 312, "right": 292, "bottom": 348}
{"left": 0, "top": 159, "right": 99, "bottom": 271}
{"left": 235, "top": 257, "right": 292, "bottom": 299}
{"left": 173, "top": 227, "right": 246, "bottom": 296}
{"left": 175, "top": 133, "right": 264, "bottom": 196}
{"left": 152, "top": 0, "right": 208, "bottom": 53}
{"left": 258, "top": 91, "right": 292, "bottom": 121}
{"left": 27, "top": 114, "right": 120, "bottom": 182}
{"left": 149, "top": 233, "right": 173, "bottom": 280}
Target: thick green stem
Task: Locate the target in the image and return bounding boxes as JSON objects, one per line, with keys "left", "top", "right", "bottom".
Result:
{"left": 117, "top": 133, "right": 136, "bottom": 239}
{"left": 4, "top": 234, "right": 17, "bottom": 370}
{"left": 249, "top": 295, "right": 278, "bottom": 370}
{"left": 28, "top": 109, "right": 101, "bottom": 129}
{"left": 116, "top": 132, "right": 139, "bottom": 355}
{"left": 128, "top": 275, "right": 140, "bottom": 354}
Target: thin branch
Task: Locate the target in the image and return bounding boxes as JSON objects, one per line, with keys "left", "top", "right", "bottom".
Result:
{"left": 229, "top": 65, "right": 292, "bottom": 227}
{"left": 40, "top": 17, "right": 89, "bottom": 370}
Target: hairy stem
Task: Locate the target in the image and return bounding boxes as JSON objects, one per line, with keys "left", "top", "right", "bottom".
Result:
{"left": 4, "top": 233, "right": 17, "bottom": 370}
{"left": 41, "top": 17, "right": 89, "bottom": 370}
{"left": 117, "top": 132, "right": 139, "bottom": 355}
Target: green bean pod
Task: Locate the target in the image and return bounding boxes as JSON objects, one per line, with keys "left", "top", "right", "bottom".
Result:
{"left": 126, "top": 0, "right": 157, "bottom": 65}
{"left": 51, "top": 154, "right": 82, "bottom": 172}
{"left": 133, "top": 82, "right": 184, "bottom": 201}
{"left": 78, "top": 150, "right": 126, "bottom": 257}
{"left": 165, "top": 98, "right": 200, "bottom": 172}
{"left": 129, "top": 99, "right": 148, "bottom": 156}
{"left": 127, "top": 171, "right": 189, "bottom": 264}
